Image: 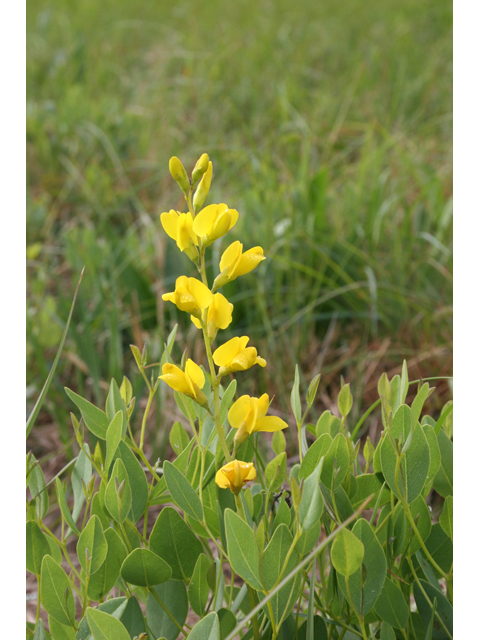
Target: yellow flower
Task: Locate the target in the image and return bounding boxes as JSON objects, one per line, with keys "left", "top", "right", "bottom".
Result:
{"left": 192, "top": 203, "right": 239, "bottom": 246}
{"left": 193, "top": 160, "right": 213, "bottom": 210}
{"left": 213, "top": 241, "right": 265, "bottom": 290}
{"left": 212, "top": 336, "right": 266, "bottom": 376}
{"left": 160, "top": 210, "right": 199, "bottom": 262}
{"left": 228, "top": 394, "right": 289, "bottom": 446}
{"left": 162, "top": 276, "right": 213, "bottom": 318}
{"left": 169, "top": 156, "right": 190, "bottom": 193}
{"left": 159, "top": 359, "right": 207, "bottom": 405}
{"left": 191, "top": 292, "right": 234, "bottom": 340}
{"left": 215, "top": 460, "right": 257, "bottom": 494}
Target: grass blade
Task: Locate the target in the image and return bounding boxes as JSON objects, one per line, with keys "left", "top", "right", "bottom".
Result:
{"left": 26, "top": 268, "right": 84, "bottom": 438}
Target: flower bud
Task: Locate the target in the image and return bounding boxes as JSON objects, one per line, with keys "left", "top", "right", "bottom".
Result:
{"left": 193, "top": 161, "right": 213, "bottom": 210}
{"left": 169, "top": 156, "right": 190, "bottom": 194}
{"left": 191, "top": 153, "right": 209, "bottom": 185}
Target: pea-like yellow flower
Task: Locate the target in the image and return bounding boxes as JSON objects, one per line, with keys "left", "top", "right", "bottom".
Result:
{"left": 159, "top": 359, "right": 208, "bottom": 405}
{"left": 162, "top": 276, "right": 213, "bottom": 318}
{"left": 212, "top": 336, "right": 266, "bottom": 376}
{"left": 160, "top": 210, "right": 199, "bottom": 262}
{"left": 192, "top": 203, "right": 239, "bottom": 247}
{"left": 213, "top": 241, "right": 265, "bottom": 290}
{"left": 193, "top": 161, "right": 213, "bottom": 210}
{"left": 191, "top": 292, "right": 234, "bottom": 340}
{"left": 228, "top": 394, "right": 289, "bottom": 446}
{"left": 215, "top": 460, "right": 257, "bottom": 494}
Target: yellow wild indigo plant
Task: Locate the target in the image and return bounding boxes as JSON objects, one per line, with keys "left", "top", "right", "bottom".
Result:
{"left": 27, "top": 152, "right": 453, "bottom": 640}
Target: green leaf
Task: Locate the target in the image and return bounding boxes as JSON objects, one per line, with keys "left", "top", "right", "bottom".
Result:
{"left": 331, "top": 528, "right": 364, "bottom": 577}
{"left": 87, "top": 527, "right": 128, "bottom": 601}
{"left": 297, "top": 616, "right": 328, "bottom": 640}
{"left": 315, "top": 410, "right": 332, "bottom": 437}
{"left": 77, "top": 515, "right": 107, "bottom": 575}
{"left": 113, "top": 441, "right": 149, "bottom": 521}
{"left": 90, "top": 492, "right": 111, "bottom": 530}
{"left": 188, "top": 554, "right": 211, "bottom": 616}
{"left": 217, "top": 608, "right": 237, "bottom": 639}
{"left": 265, "top": 452, "right": 287, "bottom": 492}
{"left": 85, "top": 608, "right": 130, "bottom": 640}
{"left": 307, "top": 374, "right": 321, "bottom": 406}
{"left": 121, "top": 548, "right": 172, "bottom": 587}
{"left": 320, "top": 433, "right": 350, "bottom": 489}
{"left": 423, "top": 425, "right": 442, "bottom": 482}
{"left": 260, "top": 524, "right": 302, "bottom": 627}
{"left": 298, "top": 433, "right": 332, "bottom": 481}
{"left": 150, "top": 506, "right": 202, "bottom": 581}
{"left": 33, "top": 619, "right": 48, "bottom": 640}
{"left": 77, "top": 598, "right": 128, "bottom": 640}
{"left": 414, "top": 579, "right": 453, "bottom": 637}
{"left": 406, "top": 496, "right": 432, "bottom": 556}
{"left": 351, "top": 474, "right": 389, "bottom": 510}
{"left": 65, "top": 388, "right": 109, "bottom": 439}
{"left": 337, "top": 519, "right": 386, "bottom": 615}
{"left": 40, "top": 555, "right": 75, "bottom": 627}
{"left": 380, "top": 404, "right": 430, "bottom": 503}
{"left": 26, "top": 520, "right": 51, "bottom": 575}
{"left": 105, "top": 379, "right": 127, "bottom": 434}
{"left": 439, "top": 496, "right": 453, "bottom": 540}
{"left": 298, "top": 460, "right": 324, "bottom": 530}
{"left": 188, "top": 612, "right": 220, "bottom": 640}
{"left": 411, "top": 383, "right": 432, "bottom": 427}
{"left": 291, "top": 365, "right": 302, "bottom": 423}
{"left": 169, "top": 421, "right": 190, "bottom": 456}
{"left": 49, "top": 617, "right": 75, "bottom": 640}
{"left": 433, "top": 430, "right": 453, "bottom": 498}
{"left": 337, "top": 383, "right": 353, "bottom": 418}
{"left": 119, "top": 597, "right": 146, "bottom": 639}
{"left": 379, "top": 622, "right": 396, "bottom": 640}
{"left": 146, "top": 580, "right": 188, "bottom": 640}
{"left": 219, "top": 379, "right": 237, "bottom": 427}
{"left": 55, "top": 478, "right": 80, "bottom": 535}
{"left": 26, "top": 269, "right": 83, "bottom": 438}
{"left": 163, "top": 460, "right": 204, "bottom": 521}
{"left": 105, "top": 412, "right": 124, "bottom": 471}
{"left": 71, "top": 445, "right": 93, "bottom": 524}
{"left": 272, "top": 430, "right": 286, "bottom": 455}
{"left": 374, "top": 578, "right": 409, "bottom": 629}
{"left": 104, "top": 458, "right": 132, "bottom": 523}
{"left": 224, "top": 508, "right": 263, "bottom": 590}
{"left": 29, "top": 457, "right": 49, "bottom": 520}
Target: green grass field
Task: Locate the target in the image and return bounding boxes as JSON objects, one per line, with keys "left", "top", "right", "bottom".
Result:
{"left": 27, "top": 0, "right": 452, "bottom": 453}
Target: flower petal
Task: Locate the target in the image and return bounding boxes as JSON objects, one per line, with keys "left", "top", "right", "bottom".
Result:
{"left": 257, "top": 393, "right": 270, "bottom": 418}
{"left": 228, "top": 395, "right": 252, "bottom": 429}
{"left": 192, "top": 204, "right": 218, "bottom": 237}
{"left": 234, "top": 247, "right": 265, "bottom": 277}
{"left": 219, "top": 241, "right": 242, "bottom": 273}
{"left": 160, "top": 210, "right": 179, "bottom": 241}
{"left": 213, "top": 336, "right": 241, "bottom": 367}
{"left": 185, "top": 359, "right": 205, "bottom": 390}
{"left": 254, "top": 416, "right": 289, "bottom": 433}
{"left": 215, "top": 469, "right": 231, "bottom": 489}
{"left": 210, "top": 293, "right": 233, "bottom": 330}
{"left": 245, "top": 465, "right": 257, "bottom": 481}
{"left": 159, "top": 364, "right": 192, "bottom": 395}
{"left": 187, "top": 277, "right": 213, "bottom": 309}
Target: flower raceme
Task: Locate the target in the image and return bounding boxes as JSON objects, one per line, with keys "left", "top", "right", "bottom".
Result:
{"left": 215, "top": 460, "right": 256, "bottom": 494}
{"left": 159, "top": 359, "right": 208, "bottom": 406}
{"left": 162, "top": 276, "right": 213, "bottom": 318}
{"left": 160, "top": 210, "right": 198, "bottom": 262}
{"left": 213, "top": 241, "right": 265, "bottom": 290}
{"left": 191, "top": 292, "right": 233, "bottom": 340}
{"left": 228, "top": 393, "right": 288, "bottom": 446}
{"left": 213, "top": 336, "right": 266, "bottom": 376}
{"left": 192, "top": 203, "right": 239, "bottom": 246}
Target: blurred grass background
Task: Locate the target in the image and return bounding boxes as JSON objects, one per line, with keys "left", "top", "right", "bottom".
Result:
{"left": 26, "top": 0, "right": 452, "bottom": 456}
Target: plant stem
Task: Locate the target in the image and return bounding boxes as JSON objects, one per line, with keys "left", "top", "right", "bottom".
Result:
{"left": 248, "top": 585, "right": 261, "bottom": 640}
{"left": 139, "top": 385, "right": 156, "bottom": 451}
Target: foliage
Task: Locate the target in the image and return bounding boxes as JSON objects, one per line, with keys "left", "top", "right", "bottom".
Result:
{"left": 26, "top": 0, "right": 452, "bottom": 442}
{"left": 27, "top": 154, "right": 453, "bottom": 639}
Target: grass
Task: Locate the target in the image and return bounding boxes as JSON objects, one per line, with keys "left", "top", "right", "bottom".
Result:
{"left": 26, "top": 0, "right": 452, "bottom": 453}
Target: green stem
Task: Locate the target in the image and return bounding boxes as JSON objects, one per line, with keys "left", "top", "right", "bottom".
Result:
{"left": 139, "top": 385, "right": 156, "bottom": 451}
{"left": 248, "top": 585, "right": 261, "bottom": 640}
{"left": 35, "top": 575, "right": 41, "bottom": 627}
